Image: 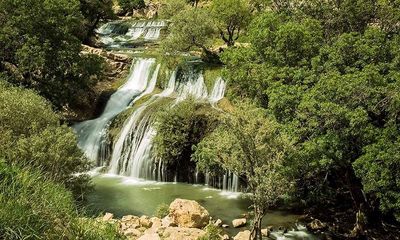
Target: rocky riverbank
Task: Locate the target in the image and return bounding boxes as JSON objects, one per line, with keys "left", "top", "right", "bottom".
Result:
{"left": 97, "top": 198, "right": 314, "bottom": 240}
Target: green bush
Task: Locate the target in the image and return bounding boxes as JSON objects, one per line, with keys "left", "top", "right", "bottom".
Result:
{"left": 155, "top": 203, "right": 170, "bottom": 218}
{"left": 0, "top": 80, "right": 92, "bottom": 199}
{"left": 198, "top": 223, "right": 221, "bottom": 240}
{"left": 0, "top": 161, "right": 123, "bottom": 240}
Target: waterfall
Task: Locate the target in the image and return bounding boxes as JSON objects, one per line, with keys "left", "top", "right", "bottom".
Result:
{"left": 77, "top": 19, "right": 240, "bottom": 191}
{"left": 74, "top": 58, "right": 156, "bottom": 163}
{"left": 97, "top": 20, "right": 167, "bottom": 46}
{"left": 209, "top": 77, "right": 226, "bottom": 105}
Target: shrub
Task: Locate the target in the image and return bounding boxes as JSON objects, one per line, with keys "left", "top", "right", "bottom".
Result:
{"left": 155, "top": 203, "right": 170, "bottom": 218}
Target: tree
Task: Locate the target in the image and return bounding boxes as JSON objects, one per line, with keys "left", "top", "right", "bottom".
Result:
{"left": 0, "top": 0, "right": 104, "bottom": 108}
{"left": 79, "top": 0, "right": 115, "bottom": 43}
{"left": 159, "top": 0, "right": 188, "bottom": 19}
{"left": 154, "top": 100, "right": 218, "bottom": 182}
{"left": 193, "top": 101, "right": 292, "bottom": 240}
{"left": 211, "top": 0, "right": 251, "bottom": 46}
{"left": 162, "top": 8, "right": 218, "bottom": 62}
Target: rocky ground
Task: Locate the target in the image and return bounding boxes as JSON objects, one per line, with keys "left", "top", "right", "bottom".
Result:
{"left": 98, "top": 198, "right": 272, "bottom": 240}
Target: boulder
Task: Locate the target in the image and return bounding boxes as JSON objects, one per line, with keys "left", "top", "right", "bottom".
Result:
{"left": 214, "top": 219, "right": 223, "bottom": 227}
{"left": 103, "top": 212, "right": 114, "bottom": 221}
{"left": 138, "top": 233, "right": 161, "bottom": 240}
{"left": 221, "top": 234, "right": 230, "bottom": 240}
{"left": 162, "top": 216, "right": 175, "bottom": 227}
{"left": 123, "top": 228, "right": 142, "bottom": 237}
{"left": 140, "top": 215, "right": 153, "bottom": 228}
{"left": 161, "top": 227, "right": 206, "bottom": 240}
{"left": 168, "top": 199, "right": 210, "bottom": 228}
{"left": 232, "top": 218, "right": 247, "bottom": 228}
{"left": 307, "top": 219, "right": 327, "bottom": 231}
{"left": 233, "top": 230, "right": 251, "bottom": 240}
{"left": 261, "top": 228, "right": 270, "bottom": 237}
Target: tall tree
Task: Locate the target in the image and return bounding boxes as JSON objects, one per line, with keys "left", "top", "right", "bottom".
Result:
{"left": 193, "top": 101, "right": 292, "bottom": 240}
{"left": 211, "top": 0, "right": 251, "bottom": 46}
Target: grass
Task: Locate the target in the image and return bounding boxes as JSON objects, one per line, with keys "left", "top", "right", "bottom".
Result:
{"left": 0, "top": 161, "right": 124, "bottom": 240}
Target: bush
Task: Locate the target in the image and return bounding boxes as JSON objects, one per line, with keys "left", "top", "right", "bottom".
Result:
{"left": 155, "top": 203, "right": 170, "bottom": 218}
{"left": 0, "top": 161, "right": 123, "bottom": 240}
{"left": 0, "top": 81, "right": 92, "bottom": 199}
{"left": 198, "top": 223, "right": 221, "bottom": 240}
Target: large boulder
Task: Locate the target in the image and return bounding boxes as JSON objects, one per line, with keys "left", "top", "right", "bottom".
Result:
{"left": 168, "top": 199, "right": 210, "bottom": 228}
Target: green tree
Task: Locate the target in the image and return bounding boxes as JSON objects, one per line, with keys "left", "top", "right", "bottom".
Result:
{"left": 154, "top": 100, "right": 218, "bottom": 181}
{"left": 162, "top": 8, "right": 218, "bottom": 62}
{"left": 193, "top": 101, "right": 292, "bottom": 240}
{"left": 79, "top": 0, "right": 115, "bottom": 42}
{"left": 159, "top": 0, "right": 188, "bottom": 19}
{"left": 0, "top": 0, "right": 104, "bottom": 108}
{"left": 210, "top": 0, "right": 251, "bottom": 46}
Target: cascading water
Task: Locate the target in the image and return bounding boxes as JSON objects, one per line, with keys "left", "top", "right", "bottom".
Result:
{"left": 74, "top": 58, "right": 156, "bottom": 164}
{"left": 97, "top": 20, "right": 167, "bottom": 47}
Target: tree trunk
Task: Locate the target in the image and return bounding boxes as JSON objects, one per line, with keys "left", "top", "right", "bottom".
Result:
{"left": 250, "top": 206, "right": 264, "bottom": 240}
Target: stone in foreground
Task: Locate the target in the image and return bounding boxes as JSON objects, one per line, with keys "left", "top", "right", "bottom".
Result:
{"left": 232, "top": 218, "right": 247, "bottom": 228}
{"left": 233, "top": 230, "right": 251, "bottom": 240}
{"left": 168, "top": 198, "right": 210, "bottom": 228}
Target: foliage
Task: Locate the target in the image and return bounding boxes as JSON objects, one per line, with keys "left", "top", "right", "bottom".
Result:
{"left": 162, "top": 8, "right": 217, "bottom": 60}
{"left": 220, "top": 0, "right": 400, "bottom": 229}
{"left": 0, "top": 0, "right": 104, "bottom": 108}
{"left": 79, "top": 0, "right": 115, "bottom": 41}
{"left": 0, "top": 162, "right": 123, "bottom": 240}
{"left": 0, "top": 80, "right": 91, "bottom": 199}
{"left": 198, "top": 223, "right": 221, "bottom": 240}
{"left": 193, "top": 101, "right": 292, "bottom": 239}
{"left": 155, "top": 203, "right": 170, "bottom": 218}
{"left": 118, "top": 0, "right": 146, "bottom": 13}
{"left": 159, "top": 0, "right": 188, "bottom": 19}
{"left": 210, "top": 0, "right": 251, "bottom": 46}
{"left": 154, "top": 99, "right": 218, "bottom": 167}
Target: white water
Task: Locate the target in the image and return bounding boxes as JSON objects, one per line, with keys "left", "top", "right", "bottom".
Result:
{"left": 209, "top": 77, "right": 227, "bottom": 105}
{"left": 74, "top": 58, "right": 156, "bottom": 162}
{"left": 97, "top": 20, "right": 166, "bottom": 46}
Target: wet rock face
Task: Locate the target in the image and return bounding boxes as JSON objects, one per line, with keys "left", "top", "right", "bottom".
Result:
{"left": 168, "top": 198, "right": 210, "bottom": 228}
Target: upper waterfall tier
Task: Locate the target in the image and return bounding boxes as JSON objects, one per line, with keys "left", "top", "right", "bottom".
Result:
{"left": 96, "top": 20, "right": 167, "bottom": 48}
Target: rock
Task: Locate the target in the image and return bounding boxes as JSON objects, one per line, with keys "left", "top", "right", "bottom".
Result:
{"left": 168, "top": 199, "right": 210, "bottom": 228}
{"left": 232, "top": 218, "right": 247, "bottom": 228}
{"left": 233, "top": 230, "right": 251, "bottom": 240}
{"left": 103, "top": 212, "right": 114, "bottom": 221}
{"left": 221, "top": 234, "right": 230, "bottom": 240}
{"left": 140, "top": 215, "right": 153, "bottom": 228}
{"left": 150, "top": 217, "right": 162, "bottom": 229}
{"left": 214, "top": 219, "right": 223, "bottom": 227}
{"left": 161, "top": 227, "right": 206, "bottom": 240}
{"left": 123, "top": 228, "right": 142, "bottom": 237}
{"left": 261, "top": 228, "right": 270, "bottom": 237}
{"left": 138, "top": 233, "right": 161, "bottom": 240}
{"left": 307, "top": 219, "right": 327, "bottom": 231}
{"left": 162, "top": 216, "right": 175, "bottom": 227}
{"left": 222, "top": 224, "right": 229, "bottom": 228}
